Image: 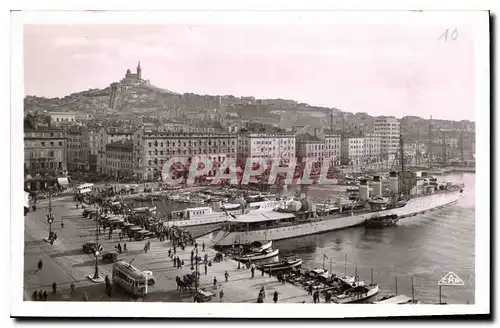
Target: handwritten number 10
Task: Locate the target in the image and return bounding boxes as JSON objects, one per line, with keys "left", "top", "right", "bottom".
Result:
{"left": 438, "top": 28, "right": 459, "bottom": 41}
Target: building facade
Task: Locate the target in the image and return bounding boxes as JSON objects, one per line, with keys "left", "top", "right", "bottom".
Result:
{"left": 48, "top": 112, "right": 77, "bottom": 125}
{"left": 374, "top": 117, "right": 400, "bottom": 160}
{"left": 24, "top": 118, "right": 66, "bottom": 175}
{"left": 237, "top": 132, "right": 296, "bottom": 163}
{"left": 296, "top": 133, "right": 325, "bottom": 163}
{"left": 96, "top": 127, "right": 134, "bottom": 174}
{"left": 133, "top": 128, "right": 238, "bottom": 180}
{"left": 341, "top": 136, "right": 365, "bottom": 166}
{"left": 81, "top": 127, "right": 100, "bottom": 172}
{"left": 324, "top": 133, "right": 342, "bottom": 165}
{"left": 66, "top": 125, "right": 84, "bottom": 172}
{"left": 105, "top": 140, "right": 134, "bottom": 178}
{"left": 363, "top": 133, "right": 382, "bottom": 163}
{"left": 341, "top": 133, "right": 382, "bottom": 167}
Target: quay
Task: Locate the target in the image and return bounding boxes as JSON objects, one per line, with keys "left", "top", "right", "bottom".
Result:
{"left": 24, "top": 197, "right": 312, "bottom": 303}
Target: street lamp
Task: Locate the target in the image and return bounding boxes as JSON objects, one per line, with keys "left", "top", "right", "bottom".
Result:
{"left": 45, "top": 189, "right": 54, "bottom": 241}
{"left": 45, "top": 213, "right": 54, "bottom": 240}
{"left": 193, "top": 248, "right": 199, "bottom": 302}
{"left": 88, "top": 209, "right": 104, "bottom": 283}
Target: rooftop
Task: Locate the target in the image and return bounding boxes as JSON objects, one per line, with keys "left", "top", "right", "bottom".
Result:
{"left": 106, "top": 139, "right": 134, "bottom": 148}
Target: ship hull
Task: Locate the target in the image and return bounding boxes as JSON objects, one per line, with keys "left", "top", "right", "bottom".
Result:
{"left": 212, "top": 191, "right": 461, "bottom": 246}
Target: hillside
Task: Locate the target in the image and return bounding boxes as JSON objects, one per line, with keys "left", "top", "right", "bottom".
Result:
{"left": 24, "top": 80, "right": 475, "bottom": 139}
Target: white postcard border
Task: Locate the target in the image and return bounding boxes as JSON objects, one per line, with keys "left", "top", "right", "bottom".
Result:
{"left": 10, "top": 8, "right": 490, "bottom": 318}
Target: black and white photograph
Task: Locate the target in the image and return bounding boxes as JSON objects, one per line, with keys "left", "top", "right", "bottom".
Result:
{"left": 9, "top": 5, "right": 490, "bottom": 319}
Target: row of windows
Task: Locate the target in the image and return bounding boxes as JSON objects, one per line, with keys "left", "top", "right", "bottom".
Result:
{"left": 147, "top": 140, "right": 236, "bottom": 148}
{"left": 107, "top": 153, "right": 133, "bottom": 160}
{"left": 28, "top": 150, "right": 59, "bottom": 158}
{"left": 254, "top": 140, "right": 294, "bottom": 145}
{"left": 54, "top": 117, "right": 75, "bottom": 123}
{"left": 107, "top": 161, "right": 133, "bottom": 168}
{"left": 148, "top": 148, "right": 236, "bottom": 156}
{"left": 26, "top": 161, "right": 63, "bottom": 169}
{"left": 31, "top": 141, "right": 64, "bottom": 147}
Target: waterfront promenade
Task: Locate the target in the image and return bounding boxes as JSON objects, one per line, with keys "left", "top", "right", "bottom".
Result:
{"left": 23, "top": 197, "right": 312, "bottom": 303}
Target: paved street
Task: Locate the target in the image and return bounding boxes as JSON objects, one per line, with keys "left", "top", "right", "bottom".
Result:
{"left": 24, "top": 197, "right": 313, "bottom": 303}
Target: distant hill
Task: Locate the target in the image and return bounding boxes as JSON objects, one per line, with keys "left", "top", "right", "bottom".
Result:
{"left": 24, "top": 79, "right": 475, "bottom": 139}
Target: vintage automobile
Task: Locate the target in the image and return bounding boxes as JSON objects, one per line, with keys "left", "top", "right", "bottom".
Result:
{"left": 102, "top": 251, "right": 118, "bottom": 263}
{"left": 134, "top": 230, "right": 154, "bottom": 241}
{"left": 82, "top": 208, "right": 97, "bottom": 218}
{"left": 82, "top": 242, "right": 98, "bottom": 254}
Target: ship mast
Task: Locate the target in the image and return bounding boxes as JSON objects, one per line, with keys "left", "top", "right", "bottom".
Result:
{"left": 428, "top": 116, "right": 433, "bottom": 168}
{"left": 399, "top": 133, "right": 405, "bottom": 197}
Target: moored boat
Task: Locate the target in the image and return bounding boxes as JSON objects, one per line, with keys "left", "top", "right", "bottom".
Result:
{"left": 364, "top": 214, "right": 399, "bottom": 229}
{"left": 331, "top": 283, "right": 380, "bottom": 304}
{"left": 233, "top": 248, "right": 279, "bottom": 262}
{"left": 261, "top": 258, "right": 303, "bottom": 272}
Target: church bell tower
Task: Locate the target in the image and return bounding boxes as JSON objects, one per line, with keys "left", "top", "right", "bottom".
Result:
{"left": 136, "top": 61, "right": 142, "bottom": 80}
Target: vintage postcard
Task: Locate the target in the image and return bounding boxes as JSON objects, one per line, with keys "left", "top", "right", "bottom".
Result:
{"left": 10, "top": 8, "right": 490, "bottom": 319}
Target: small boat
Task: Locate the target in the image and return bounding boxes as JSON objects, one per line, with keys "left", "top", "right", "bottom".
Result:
{"left": 364, "top": 214, "right": 399, "bottom": 229}
{"left": 331, "top": 283, "right": 379, "bottom": 304}
{"left": 248, "top": 240, "right": 272, "bottom": 253}
{"left": 233, "top": 248, "right": 279, "bottom": 262}
{"left": 132, "top": 206, "right": 156, "bottom": 214}
{"left": 373, "top": 295, "right": 419, "bottom": 304}
{"left": 261, "top": 258, "right": 303, "bottom": 272}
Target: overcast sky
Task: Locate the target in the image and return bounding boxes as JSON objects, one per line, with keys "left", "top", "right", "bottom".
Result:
{"left": 24, "top": 24, "right": 475, "bottom": 121}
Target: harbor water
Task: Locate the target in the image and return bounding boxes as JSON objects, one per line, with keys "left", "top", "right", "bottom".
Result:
{"left": 131, "top": 173, "right": 475, "bottom": 304}
{"left": 276, "top": 172, "right": 475, "bottom": 304}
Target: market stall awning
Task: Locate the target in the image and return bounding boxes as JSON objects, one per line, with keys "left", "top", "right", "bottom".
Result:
{"left": 57, "top": 177, "right": 69, "bottom": 186}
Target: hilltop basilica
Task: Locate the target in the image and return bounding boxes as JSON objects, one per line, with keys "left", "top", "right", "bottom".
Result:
{"left": 108, "top": 61, "right": 150, "bottom": 110}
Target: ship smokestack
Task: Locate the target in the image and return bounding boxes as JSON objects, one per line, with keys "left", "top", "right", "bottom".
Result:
{"left": 359, "top": 179, "right": 369, "bottom": 202}
{"left": 389, "top": 171, "right": 399, "bottom": 194}
{"left": 371, "top": 176, "right": 382, "bottom": 197}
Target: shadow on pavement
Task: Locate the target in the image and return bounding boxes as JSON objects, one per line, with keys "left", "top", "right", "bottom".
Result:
{"left": 50, "top": 248, "right": 87, "bottom": 258}
{"left": 24, "top": 240, "right": 47, "bottom": 248}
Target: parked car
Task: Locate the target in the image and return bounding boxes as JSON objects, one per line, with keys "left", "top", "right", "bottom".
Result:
{"left": 102, "top": 251, "right": 118, "bottom": 263}
{"left": 82, "top": 242, "right": 98, "bottom": 254}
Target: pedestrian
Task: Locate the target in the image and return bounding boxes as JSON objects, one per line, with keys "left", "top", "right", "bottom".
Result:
{"left": 42, "top": 290, "right": 48, "bottom": 301}
{"left": 224, "top": 270, "right": 230, "bottom": 282}
{"left": 202, "top": 243, "right": 205, "bottom": 252}
{"left": 173, "top": 257, "right": 177, "bottom": 267}
{"left": 313, "top": 291, "right": 319, "bottom": 304}
{"left": 32, "top": 290, "right": 38, "bottom": 301}
{"left": 37, "top": 259, "right": 43, "bottom": 271}
{"left": 219, "top": 288, "right": 224, "bottom": 302}
{"left": 273, "top": 290, "right": 279, "bottom": 303}
{"left": 123, "top": 243, "right": 127, "bottom": 252}
{"left": 260, "top": 286, "right": 266, "bottom": 299}
{"left": 52, "top": 282, "right": 57, "bottom": 293}
{"left": 213, "top": 277, "right": 217, "bottom": 288}
{"left": 168, "top": 249, "right": 172, "bottom": 257}
{"left": 261, "top": 265, "right": 265, "bottom": 276}
{"left": 191, "top": 250, "right": 194, "bottom": 260}
{"left": 251, "top": 266, "right": 255, "bottom": 278}
{"left": 37, "top": 290, "right": 43, "bottom": 301}
{"left": 308, "top": 284, "right": 313, "bottom": 295}
{"left": 70, "top": 283, "right": 76, "bottom": 295}
{"left": 204, "top": 263, "right": 208, "bottom": 275}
